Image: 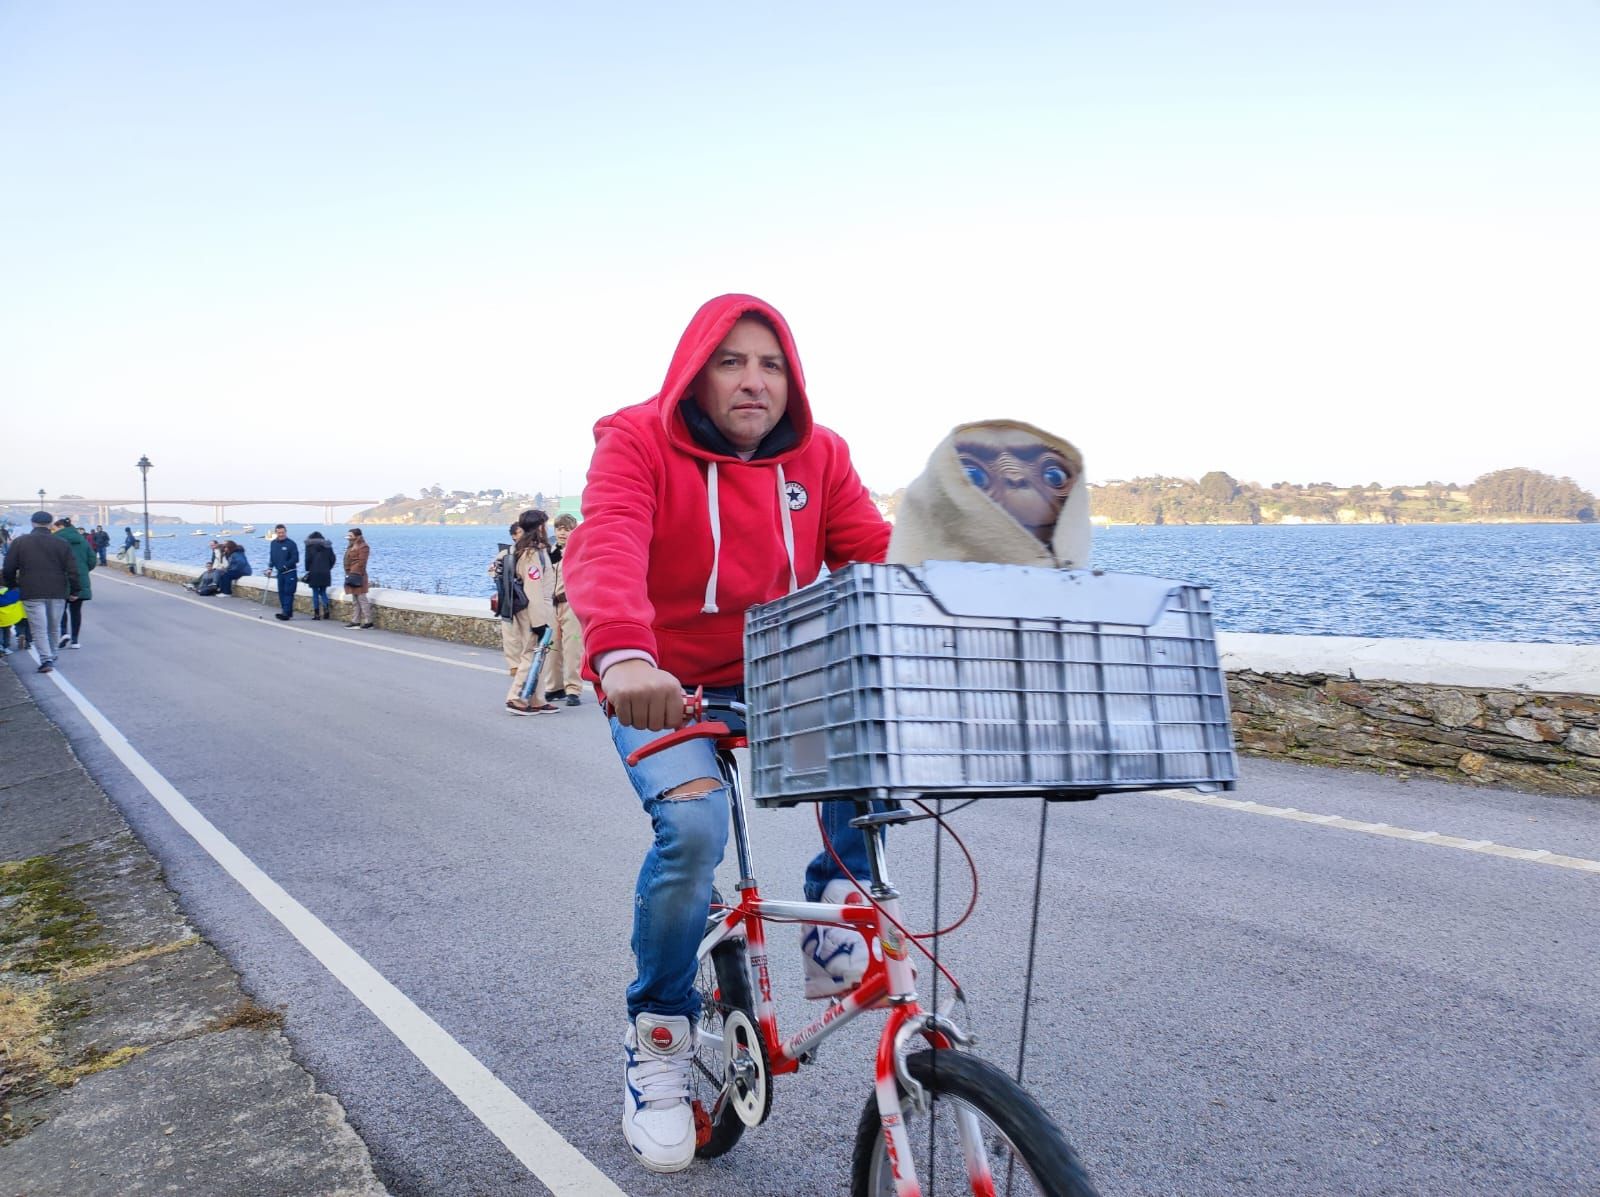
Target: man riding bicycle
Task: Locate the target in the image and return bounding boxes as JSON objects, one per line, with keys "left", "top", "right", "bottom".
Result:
{"left": 564, "top": 293, "right": 891, "bottom": 1173}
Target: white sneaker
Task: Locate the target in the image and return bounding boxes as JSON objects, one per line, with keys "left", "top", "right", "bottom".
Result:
{"left": 58, "top": 633, "right": 71, "bottom": 648}
{"left": 622, "top": 1014, "right": 696, "bottom": 1172}
{"left": 802, "top": 880, "right": 870, "bottom": 999}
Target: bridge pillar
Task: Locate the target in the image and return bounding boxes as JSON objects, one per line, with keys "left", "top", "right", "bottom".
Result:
{"left": 324, "top": 505, "right": 334, "bottom": 523}
{"left": 215, "top": 505, "right": 225, "bottom": 524}
{"left": 97, "top": 503, "right": 109, "bottom": 527}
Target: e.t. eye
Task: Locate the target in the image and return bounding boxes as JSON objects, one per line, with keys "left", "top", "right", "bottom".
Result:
{"left": 960, "top": 458, "right": 990, "bottom": 489}
{"left": 1041, "top": 461, "right": 1071, "bottom": 490}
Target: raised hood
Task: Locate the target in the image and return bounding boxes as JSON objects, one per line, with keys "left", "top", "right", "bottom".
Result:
{"left": 655, "top": 293, "right": 815, "bottom": 463}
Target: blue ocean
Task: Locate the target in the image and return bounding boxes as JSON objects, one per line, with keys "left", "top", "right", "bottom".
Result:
{"left": 149, "top": 522, "right": 1600, "bottom": 645}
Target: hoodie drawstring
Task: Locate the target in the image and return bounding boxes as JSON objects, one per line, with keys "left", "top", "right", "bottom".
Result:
{"left": 701, "top": 461, "right": 800, "bottom": 615}
{"left": 775, "top": 466, "right": 799, "bottom": 594}
{"left": 702, "top": 462, "right": 723, "bottom": 614}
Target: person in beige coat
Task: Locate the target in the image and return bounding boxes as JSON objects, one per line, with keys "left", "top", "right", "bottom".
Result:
{"left": 342, "top": 529, "right": 375, "bottom": 628}
{"left": 539, "top": 513, "right": 586, "bottom": 707}
{"left": 496, "top": 511, "right": 559, "bottom": 714}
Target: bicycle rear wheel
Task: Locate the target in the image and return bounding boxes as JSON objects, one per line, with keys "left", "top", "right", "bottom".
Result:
{"left": 850, "top": 1050, "right": 1098, "bottom": 1197}
{"left": 690, "top": 907, "right": 759, "bottom": 1158}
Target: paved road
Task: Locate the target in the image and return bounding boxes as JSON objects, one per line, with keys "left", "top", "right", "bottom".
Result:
{"left": 12, "top": 572, "right": 1598, "bottom": 1196}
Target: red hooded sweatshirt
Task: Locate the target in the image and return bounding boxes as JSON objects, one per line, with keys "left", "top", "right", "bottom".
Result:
{"left": 565, "top": 294, "right": 891, "bottom": 692}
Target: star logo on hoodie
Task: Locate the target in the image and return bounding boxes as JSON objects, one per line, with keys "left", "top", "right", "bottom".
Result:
{"left": 784, "top": 481, "right": 809, "bottom": 511}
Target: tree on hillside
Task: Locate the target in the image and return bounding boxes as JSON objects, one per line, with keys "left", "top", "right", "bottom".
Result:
{"left": 1198, "top": 471, "right": 1239, "bottom": 502}
{"left": 1468, "top": 468, "right": 1596, "bottom": 518}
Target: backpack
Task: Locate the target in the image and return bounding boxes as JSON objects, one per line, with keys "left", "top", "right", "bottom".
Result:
{"left": 0, "top": 587, "right": 21, "bottom": 629}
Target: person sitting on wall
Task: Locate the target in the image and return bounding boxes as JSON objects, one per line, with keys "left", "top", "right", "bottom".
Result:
{"left": 218, "top": 540, "right": 251, "bottom": 595}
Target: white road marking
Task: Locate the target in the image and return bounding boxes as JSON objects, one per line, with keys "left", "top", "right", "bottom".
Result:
{"left": 1154, "top": 790, "right": 1600, "bottom": 874}
{"left": 100, "top": 570, "right": 504, "bottom": 674}
{"left": 30, "top": 651, "right": 626, "bottom": 1196}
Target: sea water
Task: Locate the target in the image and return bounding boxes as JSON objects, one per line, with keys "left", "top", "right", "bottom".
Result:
{"left": 153, "top": 522, "right": 1600, "bottom": 645}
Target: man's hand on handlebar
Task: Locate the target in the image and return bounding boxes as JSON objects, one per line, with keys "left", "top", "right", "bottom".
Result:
{"left": 601, "top": 660, "right": 687, "bottom": 731}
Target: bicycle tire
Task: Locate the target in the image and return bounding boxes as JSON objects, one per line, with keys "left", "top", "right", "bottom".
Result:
{"left": 691, "top": 909, "right": 759, "bottom": 1158}
{"left": 849, "top": 1049, "right": 1099, "bottom": 1197}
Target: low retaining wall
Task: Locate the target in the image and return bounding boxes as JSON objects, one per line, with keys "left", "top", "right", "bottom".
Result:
{"left": 116, "top": 561, "right": 1598, "bottom": 797}
{"left": 115, "top": 558, "right": 502, "bottom": 648}
{"left": 1220, "top": 634, "right": 1600, "bottom": 797}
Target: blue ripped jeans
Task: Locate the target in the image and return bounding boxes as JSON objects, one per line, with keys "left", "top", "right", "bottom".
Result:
{"left": 610, "top": 685, "right": 879, "bottom": 1020}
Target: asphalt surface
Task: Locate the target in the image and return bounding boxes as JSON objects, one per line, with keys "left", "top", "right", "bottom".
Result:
{"left": 12, "top": 570, "right": 1598, "bottom": 1196}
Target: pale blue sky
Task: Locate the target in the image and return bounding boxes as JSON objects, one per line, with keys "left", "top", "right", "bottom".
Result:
{"left": 3, "top": 1, "right": 1597, "bottom": 512}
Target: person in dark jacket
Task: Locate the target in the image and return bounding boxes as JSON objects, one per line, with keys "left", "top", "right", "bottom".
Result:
{"left": 302, "top": 531, "right": 336, "bottom": 620}
{"left": 92, "top": 526, "right": 110, "bottom": 565}
{"left": 266, "top": 524, "right": 300, "bottom": 620}
{"left": 1, "top": 511, "right": 81, "bottom": 673}
{"left": 218, "top": 541, "right": 251, "bottom": 595}
{"left": 52, "top": 518, "right": 96, "bottom": 649}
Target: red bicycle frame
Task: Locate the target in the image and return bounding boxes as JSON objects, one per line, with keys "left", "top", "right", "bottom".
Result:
{"left": 629, "top": 698, "right": 993, "bottom": 1197}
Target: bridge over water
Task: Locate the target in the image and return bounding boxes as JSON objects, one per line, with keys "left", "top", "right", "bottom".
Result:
{"left": 1, "top": 498, "right": 378, "bottom": 524}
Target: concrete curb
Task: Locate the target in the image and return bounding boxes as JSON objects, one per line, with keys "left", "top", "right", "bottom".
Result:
{"left": 0, "top": 663, "right": 389, "bottom": 1196}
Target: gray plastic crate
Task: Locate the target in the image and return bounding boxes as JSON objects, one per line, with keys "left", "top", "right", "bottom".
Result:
{"left": 744, "top": 562, "right": 1237, "bottom": 806}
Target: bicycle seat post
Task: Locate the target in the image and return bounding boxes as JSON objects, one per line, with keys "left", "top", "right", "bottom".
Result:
{"left": 721, "top": 748, "right": 760, "bottom": 892}
{"left": 851, "top": 800, "right": 911, "bottom": 899}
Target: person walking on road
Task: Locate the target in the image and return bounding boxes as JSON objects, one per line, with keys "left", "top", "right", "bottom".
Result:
{"left": 541, "top": 513, "right": 586, "bottom": 707}
{"left": 267, "top": 524, "right": 300, "bottom": 621}
{"left": 564, "top": 294, "right": 892, "bottom": 1173}
{"left": 302, "top": 531, "right": 336, "bottom": 620}
{"left": 51, "top": 517, "right": 96, "bottom": 649}
{"left": 92, "top": 525, "right": 110, "bottom": 566}
{"left": 342, "top": 529, "right": 374, "bottom": 628}
{"left": 1, "top": 511, "right": 82, "bottom": 673}
{"left": 218, "top": 540, "right": 251, "bottom": 595}
{"left": 493, "top": 514, "right": 558, "bottom": 715}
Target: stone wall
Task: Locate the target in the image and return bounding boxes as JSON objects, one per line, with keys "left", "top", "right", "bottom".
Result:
{"left": 1218, "top": 633, "right": 1600, "bottom": 797}
{"left": 1226, "top": 671, "right": 1600, "bottom": 796}
{"left": 112, "top": 559, "right": 503, "bottom": 648}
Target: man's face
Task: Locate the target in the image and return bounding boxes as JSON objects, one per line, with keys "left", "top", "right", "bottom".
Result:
{"left": 554, "top": 523, "right": 571, "bottom": 546}
{"left": 691, "top": 317, "right": 789, "bottom": 453}
{"left": 274, "top": 527, "right": 287, "bottom": 540}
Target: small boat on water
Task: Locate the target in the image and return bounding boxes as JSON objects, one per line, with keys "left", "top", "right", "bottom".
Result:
{"left": 241, "top": 524, "right": 256, "bottom": 533}
{"left": 191, "top": 529, "right": 209, "bottom": 536}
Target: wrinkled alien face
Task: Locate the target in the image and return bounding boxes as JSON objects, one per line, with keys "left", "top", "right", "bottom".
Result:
{"left": 954, "top": 431, "right": 1077, "bottom": 544}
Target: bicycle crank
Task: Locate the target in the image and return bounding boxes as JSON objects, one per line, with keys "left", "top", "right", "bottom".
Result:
{"left": 720, "top": 1009, "right": 773, "bottom": 1128}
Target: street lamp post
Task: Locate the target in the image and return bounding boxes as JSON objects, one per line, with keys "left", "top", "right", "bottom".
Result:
{"left": 136, "top": 456, "right": 153, "bottom": 563}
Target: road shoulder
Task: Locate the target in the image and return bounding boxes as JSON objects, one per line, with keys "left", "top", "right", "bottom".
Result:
{"left": 0, "top": 661, "right": 388, "bottom": 1196}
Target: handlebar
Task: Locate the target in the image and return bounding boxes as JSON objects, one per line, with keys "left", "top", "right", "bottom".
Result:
{"left": 619, "top": 687, "right": 747, "bottom": 766}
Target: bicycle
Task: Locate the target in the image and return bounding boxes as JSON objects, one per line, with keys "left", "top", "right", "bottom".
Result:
{"left": 626, "top": 690, "right": 1101, "bottom": 1197}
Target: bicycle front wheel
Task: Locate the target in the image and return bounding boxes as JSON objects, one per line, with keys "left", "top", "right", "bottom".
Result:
{"left": 850, "top": 1050, "right": 1099, "bottom": 1197}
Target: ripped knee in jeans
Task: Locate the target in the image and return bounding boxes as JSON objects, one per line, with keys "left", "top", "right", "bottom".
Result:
{"left": 662, "top": 777, "right": 722, "bottom": 801}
